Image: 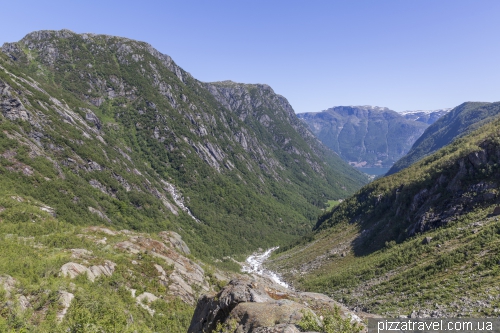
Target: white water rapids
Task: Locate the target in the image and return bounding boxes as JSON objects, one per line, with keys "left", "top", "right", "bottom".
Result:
{"left": 242, "top": 247, "right": 289, "bottom": 288}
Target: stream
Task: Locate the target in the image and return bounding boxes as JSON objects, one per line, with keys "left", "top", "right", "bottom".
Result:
{"left": 241, "top": 247, "right": 289, "bottom": 288}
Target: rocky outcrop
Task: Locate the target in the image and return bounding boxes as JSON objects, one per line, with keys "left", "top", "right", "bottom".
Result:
{"left": 189, "top": 276, "right": 371, "bottom": 333}
{"left": 0, "top": 79, "right": 31, "bottom": 122}
{"left": 114, "top": 232, "right": 208, "bottom": 304}
{"left": 159, "top": 231, "right": 191, "bottom": 255}
{"left": 60, "top": 260, "right": 116, "bottom": 282}
{"left": 0, "top": 275, "right": 17, "bottom": 297}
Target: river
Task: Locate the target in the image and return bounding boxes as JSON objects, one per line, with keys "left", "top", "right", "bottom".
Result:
{"left": 241, "top": 247, "right": 289, "bottom": 288}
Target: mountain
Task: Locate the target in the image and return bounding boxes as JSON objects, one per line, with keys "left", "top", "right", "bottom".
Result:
{"left": 388, "top": 102, "right": 500, "bottom": 175}
{"left": 267, "top": 116, "right": 500, "bottom": 317}
{"left": 0, "top": 29, "right": 367, "bottom": 260}
{"left": 297, "top": 105, "right": 437, "bottom": 168}
{"left": 0, "top": 29, "right": 370, "bottom": 332}
{"left": 400, "top": 108, "right": 451, "bottom": 124}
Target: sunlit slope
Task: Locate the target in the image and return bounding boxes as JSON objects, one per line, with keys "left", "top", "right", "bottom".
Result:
{"left": 388, "top": 101, "right": 500, "bottom": 175}
{"left": 0, "top": 30, "right": 368, "bottom": 259}
{"left": 268, "top": 117, "right": 500, "bottom": 317}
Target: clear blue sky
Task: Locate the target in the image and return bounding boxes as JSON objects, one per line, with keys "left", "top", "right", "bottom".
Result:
{"left": 2, "top": 1, "right": 499, "bottom": 113}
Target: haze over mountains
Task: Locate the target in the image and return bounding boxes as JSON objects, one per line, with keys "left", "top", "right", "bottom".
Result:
{"left": 297, "top": 106, "right": 450, "bottom": 169}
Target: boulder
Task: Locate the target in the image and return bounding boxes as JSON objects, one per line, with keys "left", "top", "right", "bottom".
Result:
{"left": 493, "top": 207, "right": 500, "bottom": 216}
{"left": 422, "top": 237, "right": 433, "bottom": 245}
{"left": 60, "top": 261, "right": 116, "bottom": 282}
{"left": 188, "top": 277, "right": 282, "bottom": 333}
{"left": 228, "top": 300, "right": 312, "bottom": 333}
{"left": 0, "top": 275, "right": 16, "bottom": 297}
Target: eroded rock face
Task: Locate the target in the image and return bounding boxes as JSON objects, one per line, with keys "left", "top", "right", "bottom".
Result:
{"left": 0, "top": 80, "right": 31, "bottom": 122}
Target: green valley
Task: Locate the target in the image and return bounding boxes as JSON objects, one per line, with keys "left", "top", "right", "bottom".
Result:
{"left": 268, "top": 116, "right": 500, "bottom": 317}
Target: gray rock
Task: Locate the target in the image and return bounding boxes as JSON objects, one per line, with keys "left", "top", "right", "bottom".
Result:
{"left": 84, "top": 109, "right": 102, "bottom": 129}
{"left": 56, "top": 291, "right": 74, "bottom": 322}
{"left": 60, "top": 261, "right": 116, "bottom": 282}
{"left": 60, "top": 262, "right": 89, "bottom": 279}
{"left": 18, "top": 295, "right": 31, "bottom": 311}
{"left": 422, "top": 237, "right": 433, "bottom": 245}
{"left": 228, "top": 300, "right": 313, "bottom": 333}
{"left": 188, "top": 277, "right": 273, "bottom": 333}
{"left": 159, "top": 231, "right": 191, "bottom": 255}
{"left": 0, "top": 275, "right": 17, "bottom": 297}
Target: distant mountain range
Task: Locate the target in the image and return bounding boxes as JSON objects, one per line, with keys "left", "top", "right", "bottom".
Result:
{"left": 297, "top": 106, "right": 450, "bottom": 168}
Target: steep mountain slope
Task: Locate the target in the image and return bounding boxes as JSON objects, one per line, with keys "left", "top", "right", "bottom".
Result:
{"left": 267, "top": 117, "right": 500, "bottom": 317}
{"left": 0, "top": 29, "right": 368, "bottom": 261}
{"left": 388, "top": 101, "right": 500, "bottom": 175}
{"left": 297, "top": 106, "right": 430, "bottom": 168}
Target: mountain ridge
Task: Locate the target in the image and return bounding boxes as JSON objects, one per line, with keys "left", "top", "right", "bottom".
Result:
{"left": 0, "top": 29, "right": 368, "bottom": 260}
{"left": 388, "top": 101, "right": 500, "bottom": 175}
{"left": 296, "top": 105, "right": 440, "bottom": 168}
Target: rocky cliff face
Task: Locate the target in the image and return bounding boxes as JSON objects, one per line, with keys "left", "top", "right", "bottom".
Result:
{"left": 0, "top": 29, "right": 368, "bottom": 260}
{"left": 297, "top": 106, "right": 431, "bottom": 168}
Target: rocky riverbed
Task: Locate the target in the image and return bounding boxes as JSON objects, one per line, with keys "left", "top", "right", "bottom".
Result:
{"left": 242, "top": 247, "right": 290, "bottom": 288}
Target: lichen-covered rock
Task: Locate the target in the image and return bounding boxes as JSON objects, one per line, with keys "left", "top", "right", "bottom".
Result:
{"left": 56, "top": 291, "right": 74, "bottom": 322}
{"left": 228, "top": 300, "right": 311, "bottom": 333}
{"left": 60, "top": 261, "right": 116, "bottom": 282}
{"left": 60, "top": 262, "right": 89, "bottom": 279}
{"left": 0, "top": 275, "right": 16, "bottom": 297}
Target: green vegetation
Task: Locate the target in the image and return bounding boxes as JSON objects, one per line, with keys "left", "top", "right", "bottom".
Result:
{"left": 269, "top": 117, "right": 500, "bottom": 316}
{"left": 0, "top": 30, "right": 367, "bottom": 264}
{"left": 388, "top": 101, "right": 500, "bottom": 174}
{"left": 324, "top": 200, "right": 341, "bottom": 211}
{"left": 0, "top": 206, "right": 195, "bottom": 332}
{"left": 297, "top": 307, "right": 362, "bottom": 333}
{"left": 0, "top": 30, "right": 367, "bottom": 331}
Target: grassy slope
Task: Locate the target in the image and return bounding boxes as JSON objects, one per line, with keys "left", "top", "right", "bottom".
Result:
{"left": 268, "top": 117, "right": 500, "bottom": 317}
{"left": 0, "top": 197, "right": 196, "bottom": 332}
